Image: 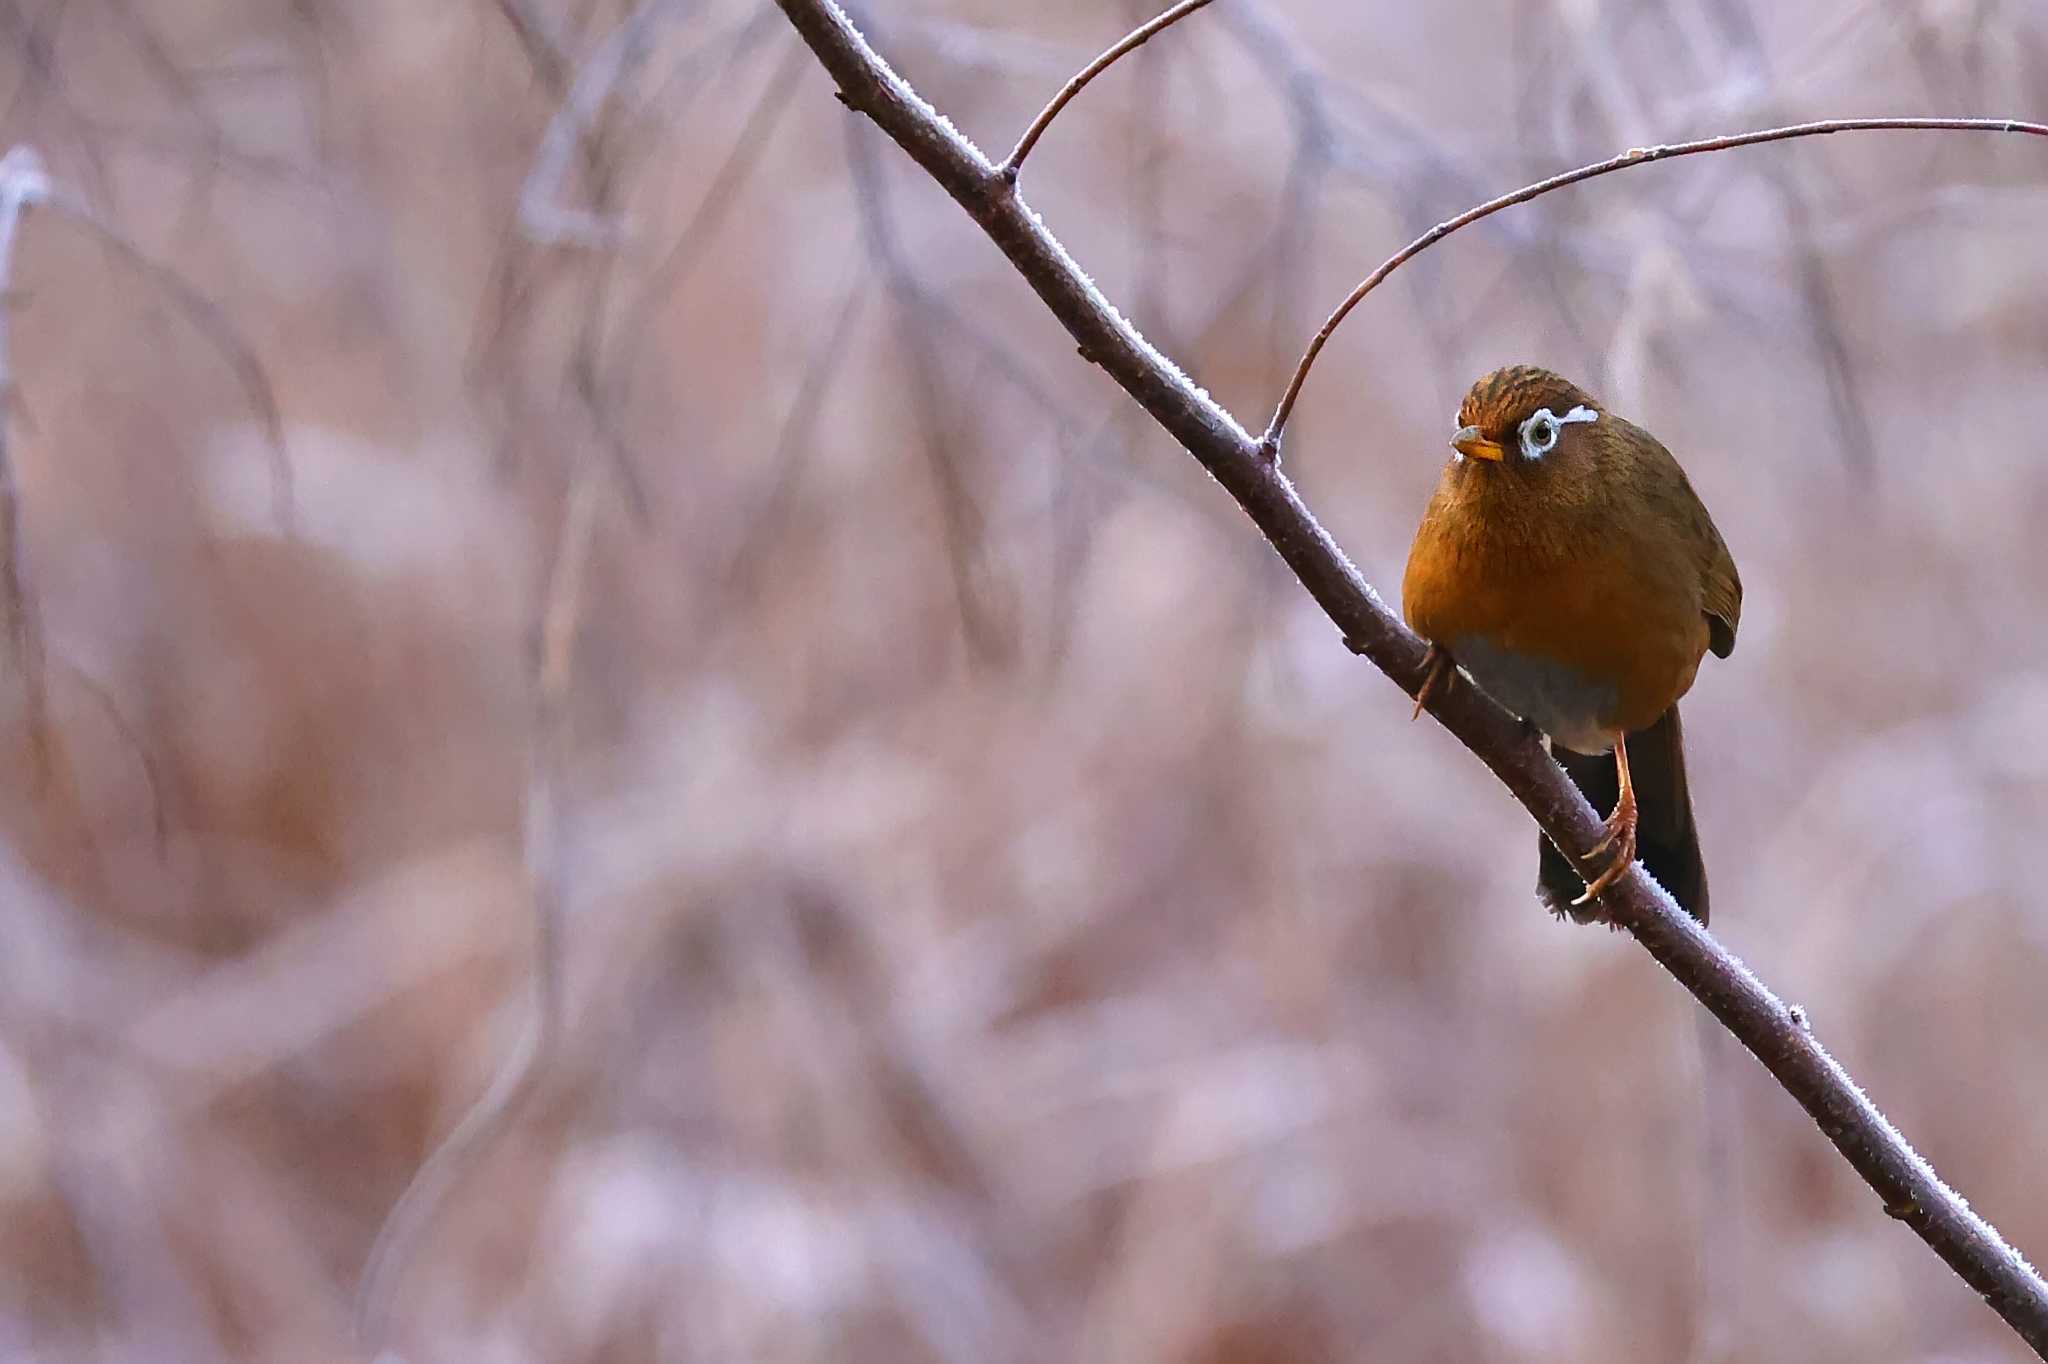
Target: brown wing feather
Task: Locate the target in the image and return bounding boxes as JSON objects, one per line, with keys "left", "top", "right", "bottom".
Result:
{"left": 1612, "top": 416, "right": 1742, "bottom": 659}
{"left": 1702, "top": 544, "right": 1741, "bottom": 658}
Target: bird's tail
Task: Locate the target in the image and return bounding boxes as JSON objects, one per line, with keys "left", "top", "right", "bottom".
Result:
{"left": 1539, "top": 704, "right": 1709, "bottom": 923}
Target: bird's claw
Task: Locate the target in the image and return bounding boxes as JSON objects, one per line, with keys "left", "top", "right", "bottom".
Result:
{"left": 1586, "top": 822, "right": 1621, "bottom": 859}
{"left": 1412, "top": 643, "right": 1451, "bottom": 721}
{"left": 1572, "top": 789, "right": 1639, "bottom": 906}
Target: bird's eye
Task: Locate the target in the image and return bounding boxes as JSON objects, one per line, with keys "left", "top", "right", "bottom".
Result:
{"left": 1519, "top": 410, "right": 1560, "bottom": 459}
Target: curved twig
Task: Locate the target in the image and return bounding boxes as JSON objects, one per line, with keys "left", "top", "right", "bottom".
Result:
{"left": 769, "top": 3, "right": 2048, "bottom": 1354}
{"left": 997, "top": 0, "right": 1219, "bottom": 183}
{"left": 1257, "top": 116, "right": 2048, "bottom": 457}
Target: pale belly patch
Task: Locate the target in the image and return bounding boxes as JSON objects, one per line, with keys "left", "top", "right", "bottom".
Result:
{"left": 1449, "top": 635, "right": 1621, "bottom": 755}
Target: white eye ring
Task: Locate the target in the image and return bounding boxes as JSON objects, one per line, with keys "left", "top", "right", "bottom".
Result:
{"left": 1517, "top": 404, "right": 1597, "bottom": 460}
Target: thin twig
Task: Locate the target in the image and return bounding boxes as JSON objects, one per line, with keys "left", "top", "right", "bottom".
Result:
{"left": 769, "top": 4, "right": 2048, "bottom": 1353}
{"left": 996, "top": 0, "right": 1218, "bottom": 183}
{"left": 1258, "top": 115, "right": 2048, "bottom": 457}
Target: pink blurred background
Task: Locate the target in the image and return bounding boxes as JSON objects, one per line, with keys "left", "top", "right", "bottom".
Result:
{"left": 1, "top": 1, "right": 2046, "bottom": 1359}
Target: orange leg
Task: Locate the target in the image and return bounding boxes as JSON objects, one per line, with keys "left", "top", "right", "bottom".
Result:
{"left": 1572, "top": 735, "right": 1639, "bottom": 905}
{"left": 1412, "top": 643, "right": 1452, "bottom": 721}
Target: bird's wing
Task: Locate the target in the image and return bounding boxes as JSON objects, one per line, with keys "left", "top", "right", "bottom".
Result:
{"left": 1621, "top": 417, "right": 1743, "bottom": 660}
{"left": 1700, "top": 535, "right": 1741, "bottom": 658}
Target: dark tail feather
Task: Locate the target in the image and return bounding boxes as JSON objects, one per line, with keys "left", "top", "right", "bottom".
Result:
{"left": 1538, "top": 705, "right": 1709, "bottom": 924}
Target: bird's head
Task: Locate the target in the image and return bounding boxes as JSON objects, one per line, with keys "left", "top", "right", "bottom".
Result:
{"left": 1449, "top": 365, "right": 1604, "bottom": 474}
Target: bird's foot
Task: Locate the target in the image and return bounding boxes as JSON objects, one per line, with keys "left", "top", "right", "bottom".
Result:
{"left": 1412, "top": 643, "right": 1452, "bottom": 721}
{"left": 1572, "top": 783, "right": 1640, "bottom": 906}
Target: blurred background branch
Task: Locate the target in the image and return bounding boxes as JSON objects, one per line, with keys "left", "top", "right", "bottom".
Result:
{"left": 0, "top": 147, "right": 52, "bottom": 789}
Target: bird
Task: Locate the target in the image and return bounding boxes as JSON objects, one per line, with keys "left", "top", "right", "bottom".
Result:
{"left": 1400, "top": 365, "right": 1740, "bottom": 922}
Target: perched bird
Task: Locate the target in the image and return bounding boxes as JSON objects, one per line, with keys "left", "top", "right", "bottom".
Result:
{"left": 1400, "top": 366, "right": 1740, "bottom": 921}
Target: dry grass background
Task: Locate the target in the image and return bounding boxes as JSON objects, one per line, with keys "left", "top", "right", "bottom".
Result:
{"left": 0, "top": 1, "right": 2046, "bottom": 1360}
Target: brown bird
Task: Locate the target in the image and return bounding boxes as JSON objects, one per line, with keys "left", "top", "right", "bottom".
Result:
{"left": 1401, "top": 366, "right": 1741, "bottom": 921}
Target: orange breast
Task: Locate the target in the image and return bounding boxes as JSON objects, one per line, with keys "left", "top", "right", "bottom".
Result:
{"left": 1403, "top": 514, "right": 1709, "bottom": 742}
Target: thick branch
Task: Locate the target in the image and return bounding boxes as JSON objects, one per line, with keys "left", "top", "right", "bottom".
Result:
{"left": 1259, "top": 116, "right": 2048, "bottom": 455}
{"left": 769, "top": 1, "right": 2048, "bottom": 1353}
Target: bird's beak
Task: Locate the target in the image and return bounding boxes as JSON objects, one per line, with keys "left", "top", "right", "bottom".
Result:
{"left": 1451, "top": 425, "right": 1505, "bottom": 462}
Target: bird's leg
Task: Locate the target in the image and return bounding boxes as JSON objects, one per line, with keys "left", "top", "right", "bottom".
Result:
{"left": 1573, "top": 735, "right": 1639, "bottom": 905}
{"left": 1412, "top": 643, "right": 1453, "bottom": 720}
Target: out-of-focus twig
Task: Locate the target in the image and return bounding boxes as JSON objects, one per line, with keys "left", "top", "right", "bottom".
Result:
{"left": 847, "top": 119, "right": 1016, "bottom": 664}
{"left": 603, "top": 34, "right": 809, "bottom": 441}
{"left": 1124, "top": 0, "right": 1170, "bottom": 333}
{"left": 718, "top": 271, "right": 867, "bottom": 599}
{"left": 766, "top": 6, "right": 2048, "bottom": 1353}
{"left": 1222, "top": 0, "right": 1604, "bottom": 392}
{"left": 354, "top": 471, "right": 600, "bottom": 1354}
{"left": 1673, "top": 0, "right": 1878, "bottom": 476}
{"left": 34, "top": 186, "right": 293, "bottom": 528}
{"left": 997, "top": 0, "right": 1219, "bottom": 183}
{"left": 56, "top": 655, "right": 171, "bottom": 860}
{"left": 519, "top": 0, "right": 683, "bottom": 249}
{"left": 540, "top": 3, "right": 713, "bottom": 525}
{"left": 0, "top": 145, "right": 51, "bottom": 784}
{"left": 0, "top": 143, "right": 271, "bottom": 870}
{"left": 494, "top": 0, "right": 574, "bottom": 93}
{"left": 1260, "top": 116, "right": 2048, "bottom": 457}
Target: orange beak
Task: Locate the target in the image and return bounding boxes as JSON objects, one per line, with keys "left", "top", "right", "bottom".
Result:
{"left": 1452, "top": 425, "right": 1505, "bottom": 462}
